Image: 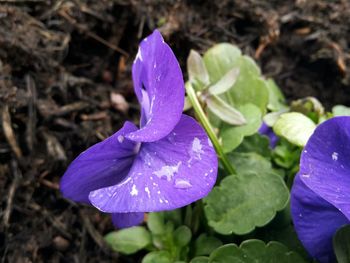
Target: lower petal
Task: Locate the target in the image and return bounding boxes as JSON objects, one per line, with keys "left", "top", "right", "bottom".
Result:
{"left": 111, "top": 212, "right": 144, "bottom": 229}
{"left": 291, "top": 173, "right": 349, "bottom": 263}
{"left": 89, "top": 114, "right": 218, "bottom": 213}
{"left": 60, "top": 122, "right": 137, "bottom": 203}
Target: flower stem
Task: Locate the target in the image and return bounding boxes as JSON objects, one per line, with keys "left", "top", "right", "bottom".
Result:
{"left": 186, "top": 83, "right": 236, "bottom": 175}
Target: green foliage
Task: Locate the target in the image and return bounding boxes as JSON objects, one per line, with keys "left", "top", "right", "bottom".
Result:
{"left": 333, "top": 225, "right": 350, "bottom": 263}
{"left": 273, "top": 112, "right": 316, "bottom": 147}
{"left": 208, "top": 240, "right": 307, "bottom": 263}
{"left": 220, "top": 104, "right": 262, "bottom": 152}
{"left": 204, "top": 153, "right": 289, "bottom": 235}
{"left": 142, "top": 251, "right": 172, "bottom": 263}
{"left": 194, "top": 234, "right": 223, "bottom": 256}
{"left": 104, "top": 226, "right": 151, "bottom": 254}
{"left": 332, "top": 105, "right": 350, "bottom": 116}
{"left": 266, "top": 79, "right": 287, "bottom": 112}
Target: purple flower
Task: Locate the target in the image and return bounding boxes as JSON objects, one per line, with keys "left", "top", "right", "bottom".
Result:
{"left": 60, "top": 30, "right": 218, "bottom": 228}
{"left": 258, "top": 122, "right": 278, "bottom": 148}
{"left": 291, "top": 117, "right": 350, "bottom": 262}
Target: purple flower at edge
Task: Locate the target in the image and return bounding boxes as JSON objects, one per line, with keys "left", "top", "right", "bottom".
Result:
{"left": 258, "top": 122, "right": 278, "bottom": 148}
{"left": 291, "top": 116, "right": 350, "bottom": 263}
{"left": 60, "top": 30, "right": 218, "bottom": 228}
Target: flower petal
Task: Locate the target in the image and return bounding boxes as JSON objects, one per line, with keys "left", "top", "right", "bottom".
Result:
{"left": 60, "top": 121, "right": 138, "bottom": 203}
{"left": 111, "top": 212, "right": 144, "bottom": 229}
{"left": 291, "top": 173, "right": 348, "bottom": 263}
{"left": 126, "top": 30, "right": 185, "bottom": 142}
{"left": 299, "top": 116, "right": 350, "bottom": 220}
{"left": 258, "top": 122, "right": 278, "bottom": 148}
{"left": 89, "top": 115, "right": 218, "bottom": 212}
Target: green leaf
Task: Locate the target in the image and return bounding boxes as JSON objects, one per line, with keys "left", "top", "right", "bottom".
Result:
{"left": 187, "top": 50, "right": 209, "bottom": 88}
{"left": 105, "top": 226, "right": 151, "bottom": 254}
{"left": 208, "top": 68, "right": 240, "bottom": 95}
{"left": 173, "top": 225, "right": 192, "bottom": 247}
{"left": 204, "top": 153, "right": 289, "bottom": 235}
{"left": 142, "top": 251, "right": 172, "bottom": 263}
{"left": 273, "top": 112, "right": 316, "bottom": 147}
{"left": 206, "top": 94, "right": 246, "bottom": 125}
{"left": 332, "top": 105, "right": 350, "bottom": 116}
{"left": 209, "top": 240, "right": 307, "bottom": 263}
{"left": 203, "top": 44, "right": 268, "bottom": 113}
{"left": 195, "top": 234, "right": 223, "bottom": 256}
{"left": 235, "top": 134, "right": 271, "bottom": 159}
{"left": 333, "top": 224, "right": 350, "bottom": 263}
{"left": 220, "top": 104, "right": 262, "bottom": 152}
{"left": 147, "top": 212, "right": 165, "bottom": 235}
{"left": 190, "top": 257, "right": 210, "bottom": 263}
{"left": 266, "top": 79, "right": 287, "bottom": 112}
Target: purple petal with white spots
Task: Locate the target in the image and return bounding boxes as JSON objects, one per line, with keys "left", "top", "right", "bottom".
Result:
{"left": 111, "top": 212, "right": 144, "bottom": 229}
{"left": 60, "top": 121, "right": 138, "bottom": 203}
{"left": 291, "top": 174, "right": 348, "bottom": 263}
{"left": 89, "top": 115, "right": 218, "bottom": 213}
{"left": 126, "top": 30, "right": 185, "bottom": 142}
{"left": 299, "top": 116, "right": 350, "bottom": 220}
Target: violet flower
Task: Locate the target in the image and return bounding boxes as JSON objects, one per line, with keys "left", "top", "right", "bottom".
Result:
{"left": 258, "top": 122, "right": 278, "bottom": 148}
{"left": 291, "top": 116, "right": 350, "bottom": 262}
{"left": 60, "top": 30, "right": 218, "bottom": 228}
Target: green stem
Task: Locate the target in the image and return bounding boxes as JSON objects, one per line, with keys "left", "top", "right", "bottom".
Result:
{"left": 186, "top": 83, "right": 236, "bottom": 175}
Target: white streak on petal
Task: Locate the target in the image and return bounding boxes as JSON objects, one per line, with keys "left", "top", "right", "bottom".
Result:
{"left": 332, "top": 152, "right": 338, "bottom": 161}
{"left": 153, "top": 162, "right": 181, "bottom": 181}
{"left": 130, "top": 184, "right": 138, "bottom": 196}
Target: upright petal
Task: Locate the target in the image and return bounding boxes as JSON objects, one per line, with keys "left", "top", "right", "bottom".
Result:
{"left": 299, "top": 117, "right": 350, "bottom": 220}
{"left": 291, "top": 174, "right": 348, "bottom": 263}
{"left": 111, "top": 212, "right": 144, "bottom": 229}
{"left": 127, "top": 30, "right": 185, "bottom": 142}
{"left": 89, "top": 115, "right": 218, "bottom": 213}
{"left": 60, "top": 121, "right": 138, "bottom": 203}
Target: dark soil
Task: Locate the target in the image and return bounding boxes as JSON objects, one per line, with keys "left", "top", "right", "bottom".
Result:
{"left": 1, "top": 1, "right": 350, "bottom": 262}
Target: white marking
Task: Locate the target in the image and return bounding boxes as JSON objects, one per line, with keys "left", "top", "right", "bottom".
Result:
{"left": 159, "top": 198, "right": 163, "bottom": 203}
{"left": 134, "top": 142, "right": 141, "bottom": 154}
{"left": 118, "top": 177, "right": 132, "bottom": 187}
{"left": 153, "top": 162, "right": 182, "bottom": 181}
{"left": 210, "top": 169, "right": 214, "bottom": 173}
{"left": 208, "top": 138, "right": 213, "bottom": 147}
{"left": 153, "top": 62, "right": 157, "bottom": 68}
{"left": 204, "top": 173, "right": 208, "bottom": 177}
{"left": 302, "top": 174, "right": 310, "bottom": 178}
{"left": 145, "top": 187, "right": 151, "bottom": 198}
{"left": 136, "top": 48, "right": 143, "bottom": 61}
{"left": 191, "top": 138, "right": 204, "bottom": 160}
{"left": 117, "top": 135, "right": 124, "bottom": 143}
{"left": 332, "top": 152, "right": 338, "bottom": 161}
{"left": 174, "top": 179, "right": 192, "bottom": 189}
{"left": 130, "top": 184, "right": 138, "bottom": 196}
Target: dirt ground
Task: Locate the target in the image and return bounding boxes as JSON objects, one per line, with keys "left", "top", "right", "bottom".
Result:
{"left": 1, "top": 1, "right": 350, "bottom": 262}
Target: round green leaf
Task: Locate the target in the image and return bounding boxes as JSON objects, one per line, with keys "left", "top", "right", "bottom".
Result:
{"left": 209, "top": 240, "right": 307, "bottom": 263}
{"left": 273, "top": 112, "right": 316, "bottom": 147}
{"left": 142, "top": 251, "right": 172, "bottom": 263}
{"left": 332, "top": 105, "right": 350, "bottom": 116}
{"left": 104, "top": 226, "right": 151, "bottom": 254}
{"left": 333, "top": 224, "right": 350, "bottom": 263}
{"left": 195, "top": 234, "right": 223, "bottom": 256}
{"left": 220, "top": 104, "right": 262, "bottom": 153}
{"left": 204, "top": 153, "right": 289, "bottom": 235}
{"left": 190, "top": 257, "right": 210, "bottom": 263}
{"left": 203, "top": 43, "right": 268, "bottom": 113}
{"left": 173, "top": 225, "right": 192, "bottom": 247}
{"left": 147, "top": 212, "right": 165, "bottom": 235}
